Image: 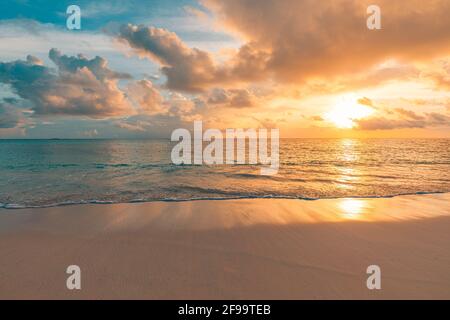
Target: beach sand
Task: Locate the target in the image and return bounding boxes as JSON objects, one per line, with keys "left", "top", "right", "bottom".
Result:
{"left": 0, "top": 193, "right": 449, "bottom": 299}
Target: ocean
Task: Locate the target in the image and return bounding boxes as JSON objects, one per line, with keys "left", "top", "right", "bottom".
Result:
{"left": 0, "top": 138, "right": 449, "bottom": 208}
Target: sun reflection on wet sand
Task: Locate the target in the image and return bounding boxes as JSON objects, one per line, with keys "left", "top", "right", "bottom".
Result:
{"left": 338, "top": 198, "right": 368, "bottom": 220}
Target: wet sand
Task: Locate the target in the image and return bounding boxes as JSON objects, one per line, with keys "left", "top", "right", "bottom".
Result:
{"left": 0, "top": 193, "right": 449, "bottom": 299}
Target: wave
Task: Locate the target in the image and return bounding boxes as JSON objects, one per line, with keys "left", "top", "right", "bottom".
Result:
{"left": 0, "top": 163, "right": 170, "bottom": 170}
{"left": 1, "top": 191, "right": 447, "bottom": 210}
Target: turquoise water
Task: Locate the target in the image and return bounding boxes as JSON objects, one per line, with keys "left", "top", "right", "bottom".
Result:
{"left": 0, "top": 139, "right": 449, "bottom": 208}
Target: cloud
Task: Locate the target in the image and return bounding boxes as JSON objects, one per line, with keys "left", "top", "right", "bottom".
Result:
{"left": 48, "top": 48, "right": 131, "bottom": 81}
{"left": 3, "top": 2, "right": 450, "bottom": 138}
{"left": 116, "top": 24, "right": 269, "bottom": 92}
{"left": 357, "top": 97, "right": 375, "bottom": 108}
{"left": 0, "top": 47, "right": 208, "bottom": 134}
{"left": 115, "top": 120, "right": 148, "bottom": 132}
{"left": 356, "top": 117, "right": 426, "bottom": 130}
{"left": 0, "top": 19, "right": 118, "bottom": 59}
{"left": 127, "top": 79, "right": 164, "bottom": 114}
{"left": 165, "top": 93, "right": 204, "bottom": 118}
{"left": 128, "top": 83, "right": 206, "bottom": 118}
{"left": 356, "top": 112, "right": 450, "bottom": 130}
{"left": 206, "top": 88, "right": 256, "bottom": 108}
{"left": 117, "top": 24, "right": 223, "bottom": 92}
{"left": 421, "top": 60, "right": 450, "bottom": 90}
{"left": 394, "top": 108, "right": 425, "bottom": 121}
{"left": 252, "top": 117, "right": 279, "bottom": 129}
{"left": 353, "top": 98, "right": 450, "bottom": 130}
{"left": 0, "top": 99, "right": 30, "bottom": 136}
{"left": 427, "top": 112, "right": 450, "bottom": 124}
{"left": 117, "top": 1, "right": 450, "bottom": 94}
{"left": 0, "top": 49, "right": 133, "bottom": 118}
{"left": 203, "top": 0, "right": 450, "bottom": 84}
{"left": 0, "top": 102, "right": 23, "bottom": 128}
{"left": 309, "top": 115, "right": 324, "bottom": 122}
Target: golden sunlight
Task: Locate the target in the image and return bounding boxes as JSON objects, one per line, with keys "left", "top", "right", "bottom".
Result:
{"left": 325, "top": 95, "right": 374, "bottom": 128}
{"left": 339, "top": 199, "right": 366, "bottom": 220}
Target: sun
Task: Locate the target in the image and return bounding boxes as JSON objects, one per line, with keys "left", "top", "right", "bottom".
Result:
{"left": 325, "top": 95, "right": 375, "bottom": 128}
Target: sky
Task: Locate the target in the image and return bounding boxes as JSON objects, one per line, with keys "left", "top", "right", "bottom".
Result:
{"left": 0, "top": 0, "right": 449, "bottom": 138}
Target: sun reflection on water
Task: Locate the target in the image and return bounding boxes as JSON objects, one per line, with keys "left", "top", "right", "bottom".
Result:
{"left": 340, "top": 139, "right": 359, "bottom": 162}
{"left": 335, "top": 139, "right": 361, "bottom": 189}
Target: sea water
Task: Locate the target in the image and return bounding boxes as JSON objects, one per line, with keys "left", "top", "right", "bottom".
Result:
{"left": 0, "top": 138, "right": 449, "bottom": 208}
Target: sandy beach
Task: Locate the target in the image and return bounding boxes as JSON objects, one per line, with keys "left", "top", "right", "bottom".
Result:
{"left": 0, "top": 193, "right": 449, "bottom": 300}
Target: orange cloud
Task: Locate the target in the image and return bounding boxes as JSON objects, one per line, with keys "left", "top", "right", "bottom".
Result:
{"left": 117, "top": 24, "right": 269, "bottom": 92}
{"left": 117, "top": 0, "right": 450, "bottom": 101}
{"left": 206, "top": 88, "right": 257, "bottom": 108}
{"left": 356, "top": 112, "right": 450, "bottom": 130}
{"left": 394, "top": 108, "right": 425, "bottom": 121}
{"left": 118, "top": 24, "right": 223, "bottom": 92}
{"left": 204, "top": 0, "right": 450, "bottom": 84}
{"left": 127, "top": 79, "right": 164, "bottom": 115}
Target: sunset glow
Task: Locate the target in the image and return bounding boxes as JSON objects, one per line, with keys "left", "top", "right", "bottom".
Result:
{"left": 0, "top": 0, "right": 449, "bottom": 139}
{"left": 325, "top": 96, "right": 375, "bottom": 128}
{"left": 0, "top": 0, "right": 450, "bottom": 301}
